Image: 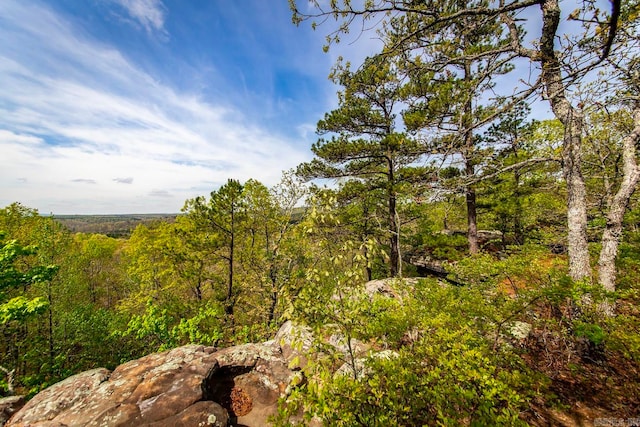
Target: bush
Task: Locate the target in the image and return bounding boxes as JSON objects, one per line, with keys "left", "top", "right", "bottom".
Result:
{"left": 114, "top": 300, "right": 223, "bottom": 352}
{"left": 275, "top": 279, "right": 539, "bottom": 426}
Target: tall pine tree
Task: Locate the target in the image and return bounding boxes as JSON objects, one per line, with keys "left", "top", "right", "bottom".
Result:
{"left": 298, "top": 56, "right": 431, "bottom": 277}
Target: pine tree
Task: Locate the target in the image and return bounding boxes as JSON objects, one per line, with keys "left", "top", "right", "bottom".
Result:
{"left": 298, "top": 55, "right": 431, "bottom": 277}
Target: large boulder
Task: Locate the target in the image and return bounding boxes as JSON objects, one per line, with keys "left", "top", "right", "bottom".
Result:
{"left": 0, "top": 396, "right": 25, "bottom": 426}
{"left": 274, "top": 320, "right": 314, "bottom": 369}
{"left": 364, "top": 278, "right": 407, "bottom": 301}
{"left": 6, "top": 337, "right": 301, "bottom": 427}
{"left": 6, "top": 286, "right": 410, "bottom": 427}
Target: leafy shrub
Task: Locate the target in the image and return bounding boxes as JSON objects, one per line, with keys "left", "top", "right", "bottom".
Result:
{"left": 417, "top": 232, "right": 469, "bottom": 261}
{"left": 574, "top": 321, "right": 606, "bottom": 346}
{"left": 275, "top": 279, "right": 539, "bottom": 426}
{"left": 115, "top": 300, "right": 223, "bottom": 352}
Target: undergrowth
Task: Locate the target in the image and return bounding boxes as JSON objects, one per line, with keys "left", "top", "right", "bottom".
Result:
{"left": 274, "top": 245, "right": 640, "bottom": 426}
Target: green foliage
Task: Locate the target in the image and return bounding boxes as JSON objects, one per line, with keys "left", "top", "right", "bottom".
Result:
{"left": 574, "top": 322, "right": 606, "bottom": 346}
{"left": 0, "top": 234, "right": 58, "bottom": 323}
{"left": 314, "top": 337, "right": 527, "bottom": 426}
{"left": 183, "top": 178, "right": 246, "bottom": 318}
{"left": 172, "top": 306, "right": 224, "bottom": 346}
{"left": 298, "top": 55, "right": 431, "bottom": 276}
{"left": 0, "top": 229, "right": 60, "bottom": 395}
{"left": 0, "top": 296, "right": 48, "bottom": 324}
{"left": 412, "top": 227, "right": 469, "bottom": 261}
{"left": 617, "top": 222, "right": 640, "bottom": 291}
{"left": 602, "top": 237, "right": 640, "bottom": 360}
{"left": 0, "top": 236, "right": 58, "bottom": 300}
{"left": 276, "top": 279, "right": 538, "bottom": 426}
{"left": 20, "top": 351, "right": 74, "bottom": 398}
{"left": 123, "top": 220, "right": 206, "bottom": 311}
{"left": 605, "top": 311, "right": 640, "bottom": 361}
{"left": 66, "top": 233, "right": 126, "bottom": 307}
{"left": 55, "top": 306, "right": 136, "bottom": 369}
{"left": 277, "top": 208, "right": 551, "bottom": 425}
{"left": 276, "top": 241, "right": 640, "bottom": 425}
{"left": 117, "top": 300, "right": 223, "bottom": 352}
{"left": 478, "top": 111, "right": 564, "bottom": 245}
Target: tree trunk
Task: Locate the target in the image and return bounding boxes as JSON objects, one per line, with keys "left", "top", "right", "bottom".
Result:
{"left": 539, "top": 0, "right": 591, "bottom": 281}
{"left": 463, "top": 60, "right": 479, "bottom": 254}
{"left": 226, "top": 210, "right": 235, "bottom": 318}
{"left": 363, "top": 242, "right": 373, "bottom": 282}
{"left": 389, "top": 191, "right": 400, "bottom": 277}
{"left": 597, "top": 107, "right": 640, "bottom": 294}
{"left": 388, "top": 156, "right": 401, "bottom": 277}
{"left": 396, "top": 208, "right": 402, "bottom": 277}
{"left": 48, "top": 281, "right": 54, "bottom": 365}
{"left": 466, "top": 182, "right": 479, "bottom": 254}
{"left": 266, "top": 227, "right": 279, "bottom": 324}
{"left": 268, "top": 265, "right": 278, "bottom": 324}
{"left": 513, "top": 168, "right": 524, "bottom": 245}
{"left": 563, "top": 115, "right": 591, "bottom": 281}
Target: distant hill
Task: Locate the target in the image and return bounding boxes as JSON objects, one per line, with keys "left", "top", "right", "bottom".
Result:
{"left": 54, "top": 214, "right": 177, "bottom": 238}
{"left": 53, "top": 207, "right": 306, "bottom": 239}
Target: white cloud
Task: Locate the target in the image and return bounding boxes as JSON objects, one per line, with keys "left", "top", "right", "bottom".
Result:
{"left": 110, "top": 0, "right": 167, "bottom": 36}
{"left": 114, "top": 177, "right": 134, "bottom": 184}
{"left": 149, "top": 189, "right": 172, "bottom": 198}
{"left": 0, "top": 1, "right": 309, "bottom": 214}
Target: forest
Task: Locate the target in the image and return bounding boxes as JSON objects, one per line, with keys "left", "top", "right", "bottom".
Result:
{"left": 2, "top": 0, "right": 640, "bottom": 425}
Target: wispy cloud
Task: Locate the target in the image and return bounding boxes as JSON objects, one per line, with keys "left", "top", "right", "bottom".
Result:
{"left": 72, "top": 179, "right": 97, "bottom": 184}
{"left": 0, "top": 1, "right": 309, "bottom": 214}
{"left": 109, "top": 0, "right": 167, "bottom": 37}
{"left": 149, "top": 189, "right": 171, "bottom": 198}
{"left": 114, "top": 177, "right": 134, "bottom": 184}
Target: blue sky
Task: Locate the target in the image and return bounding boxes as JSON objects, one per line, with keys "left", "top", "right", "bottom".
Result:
{"left": 1, "top": 0, "right": 593, "bottom": 215}
{"left": 0, "top": 0, "right": 382, "bottom": 214}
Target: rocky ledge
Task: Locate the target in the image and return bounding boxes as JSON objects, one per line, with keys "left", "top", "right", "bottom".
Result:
{"left": 4, "top": 321, "right": 311, "bottom": 427}
{"left": 4, "top": 279, "right": 409, "bottom": 427}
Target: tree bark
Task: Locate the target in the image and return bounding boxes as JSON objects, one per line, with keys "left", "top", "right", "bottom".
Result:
{"left": 226, "top": 206, "right": 235, "bottom": 318}
{"left": 539, "top": 0, "right": 591, "bottom": 281}
{"left": 463, "top": 59, "right": 479, "bottom": 254}
{"left": 597, "top": 106, "right": 640, "bottom": 293}
{"left": 466, "top": 163, "right": 479, "bottom": 254}
{"left": 513, "top": 168, "right": 524, "bottom": 245}
{"left": 389, "top": 187, "right": 400, "bottom": 277}
{"left": 466, "top": 185, "right": 479, "bottom": 253}
{"left": 388, "top": 152, "right": 401, "bottom": 277}
{"left": 266, "top": 226, "right": 279, "bottom": 324}
{"left": 0, "top": 365, "right": 15, "bottom": 395}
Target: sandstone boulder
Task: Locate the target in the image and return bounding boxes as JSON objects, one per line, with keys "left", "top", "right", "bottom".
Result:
{"left": 364, "top": 278, "right": 409, "bottom": 302}
{"left": 0, "top": 396, "right": 25, "bottom": 426}
{"left": 274, "top": 320, "right": 314, "bottom": 369}
{"left": 6, "top": 338, "right": 300, "bottom": 427}
{"left": 6, "top": 298, "right": 411, "bottom": 427}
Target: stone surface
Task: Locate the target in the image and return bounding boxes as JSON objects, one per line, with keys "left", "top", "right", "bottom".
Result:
{"left": 203, "top": 342, "right": 299, "bottom": 427}
{"left": 335, "top": 349, "right": 399, "bottom": 379}
{"left": 5, "top": 311, "right": 402, "bottom": 426}
{"left": 509, "top": 321, "right": 532, "bottom": 340}
{"left": 0, "top": 396, "right": 25, "bottom": 427}
{"left": 274, "top": 320, "right": 314, "bottom": 369}
{"left": 364, "top": 279, "right": 408, "bottom": 302}
{"left": 6, "top": 337, "right": 300, "bottom": 427}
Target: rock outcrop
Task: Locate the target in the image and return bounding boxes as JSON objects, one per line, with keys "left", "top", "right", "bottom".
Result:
{"left": 0, "top": 396, "right": 24, "bottom": 426}
{"left": 5, "top": 327, "right": 305, "bottom": 427}
{"left": 5, "top": 279, "right": 414, "bottom": 427}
